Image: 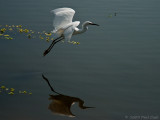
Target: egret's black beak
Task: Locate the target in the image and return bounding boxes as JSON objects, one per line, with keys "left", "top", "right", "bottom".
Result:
{"left": 90, "top": 23, "right": 100, "bottom": 26}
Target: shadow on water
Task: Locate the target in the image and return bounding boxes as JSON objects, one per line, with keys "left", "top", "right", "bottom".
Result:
{"left": 42, "top": 74, "right": 94, "bottom": 117}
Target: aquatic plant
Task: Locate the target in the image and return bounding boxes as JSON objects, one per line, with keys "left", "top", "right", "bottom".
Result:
{"left": 0, "top": 85, "right": 32, "bottom": 95}
{"left": 0, "top": 24, "right": 80, "bottom": 45}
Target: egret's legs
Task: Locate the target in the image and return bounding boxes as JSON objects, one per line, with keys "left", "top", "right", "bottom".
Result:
{"left": 42, "top": 74, "right": 61, "bottom": 95}
{"left": 43, "top": 36, "right": 64, "bottom": 56}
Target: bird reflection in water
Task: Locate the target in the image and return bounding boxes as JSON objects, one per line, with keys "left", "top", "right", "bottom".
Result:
{"left": 42, "top": 74, "right": 94, "bottom": 117}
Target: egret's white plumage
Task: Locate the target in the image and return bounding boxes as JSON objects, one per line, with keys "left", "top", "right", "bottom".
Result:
{"left": 43, "top": 7, "right": 99, "bottom": 56}
{"left": 51, "top": 8, "right": 76, "bottom": 31}
{"left": 51, "top": 8, "right": 80, "bottom": 40}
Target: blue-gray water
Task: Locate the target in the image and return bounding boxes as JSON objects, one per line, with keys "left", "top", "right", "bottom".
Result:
{"left": 0, "top": 0, "right": 160, "bottom": 120}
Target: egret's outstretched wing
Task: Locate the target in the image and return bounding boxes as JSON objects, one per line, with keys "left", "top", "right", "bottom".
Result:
{"left": 63, "top": 21, "right": 80, "bottom": 41}
{"left": 51, "top": 8, "right": 75, "bottom": 31}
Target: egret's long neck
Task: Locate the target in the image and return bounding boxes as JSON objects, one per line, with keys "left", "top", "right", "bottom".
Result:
{"left": 76, "top": 22, "right": 88, "bottom": 35}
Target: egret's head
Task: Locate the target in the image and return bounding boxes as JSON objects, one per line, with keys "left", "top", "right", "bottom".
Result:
{"left": 84, "top": 21, "right": 99, "bottom": 26}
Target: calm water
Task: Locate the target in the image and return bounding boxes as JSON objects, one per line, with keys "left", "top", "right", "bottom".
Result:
{"left": 0, "top": 0, "right": 160, "bottom": 120}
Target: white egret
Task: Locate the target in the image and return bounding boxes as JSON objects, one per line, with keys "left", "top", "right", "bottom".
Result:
{"left": 43, "top": 7, "right": 99, "bottom": 56}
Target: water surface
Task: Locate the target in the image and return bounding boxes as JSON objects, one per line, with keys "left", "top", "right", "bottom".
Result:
{"left": 0, "top": 0, "right": 160, "bottom": 120}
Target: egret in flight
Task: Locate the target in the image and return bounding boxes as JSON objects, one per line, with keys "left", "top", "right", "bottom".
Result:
{"left": 43, "top": 7, "right": 99, "bottom": 56}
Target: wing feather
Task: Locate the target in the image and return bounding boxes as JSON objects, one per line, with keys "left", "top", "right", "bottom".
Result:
{"left": 51, "top": 8, "right": 75, "bottom": 31}
{"left": 63, "top": 21, "right": 80, "bottom": 41}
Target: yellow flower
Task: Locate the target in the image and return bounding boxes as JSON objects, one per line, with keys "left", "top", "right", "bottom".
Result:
{"left": 76, "top": 42, "right": 80, "bottom": 45}
{"left": 0, "top": 34, "right": 3, "bottom": 36}
{"left": 9, "top": 28, "right": 13, "bottom": 31}
{"left": 73, "top": 41, "right": 77, "bottom": 44}
{"left": 16, "top": 25, "right": 22, "bottom": 28}
{"left": 27, "top": 34, "right": 31, "bottom": 39}
{"left": 29, "top": 92, "right": 32, "bottom": 95}
{"left": 0, "top": 28, "right": 6, "bottom": 33}
{"left": 23, "top": 91, "right": 27, "bottom": 94}
{"left": 39, "top": 35, "right": 44, "bottom": 39}
{"left": 4, "top": 34, "right": 9, "bottom": 37}
{"left": 10, "top": 88, "right": 15, "bottom": 92}
{"left": 8, "top": 92, "right": 14, "bottom": 95}
{"left": 1, "top": 86, "right": 5, "bottom": 89}
{"left": 46, "top": 37, "right": 50, "bottom": 41}
{"left": 5, "top": 37, "right": 13, "bottom": 40}
{"left": 18, "top": 25, "right": 22, "bottom": 28}
{"left": 5, "top": 88, "right": 9, "bottom": 91}
{"left": 9, "top": 37, "right": 13, "bottom": 40}
{"left": 24, "top": 29, "right": 29, "bottom": 33}
{"left": 19, "top": 29, "right": 23, "bottom": 33}
{"left": 45, "top": 33, "right": 52, "bottom": 36}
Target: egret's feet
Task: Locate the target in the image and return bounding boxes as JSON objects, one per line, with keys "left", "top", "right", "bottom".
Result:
{"left": 43, "top": 49, "right": 49, "bottom": 56}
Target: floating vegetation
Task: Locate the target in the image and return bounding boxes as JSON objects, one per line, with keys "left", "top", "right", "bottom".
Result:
{"left": 3, "top": 34, "right": 10, "bottom": 37}
{"left": 19, "top": 90, "right": 32, "bottom": 94}
{"left": 68, "top": 40, "right": 80, "bottom": 45}
{"left": 27, "top": 34, "right": 32, "bottom": 39}
{"left": 0, "top": 28, "right": 6, "bottom": 33}
{"left": 45, "top": 33, "right": 52, "bottom": 36}
{"left": 108, "top": 14, "right": 113, "bottom": 18}
{"left": 107, "top": 12, "right": 118, "bottom": 18}
{"left": 0, "top": 24, "right": 80, "bottom": 45}
{"left": 10, "top": 88, "right": 15, "bottom": 92}
{"left": 1, "top": 85, "right": 6, "bottom": 89}
{"left": 0, "top": 85, "right": 32, "bottom": 95}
